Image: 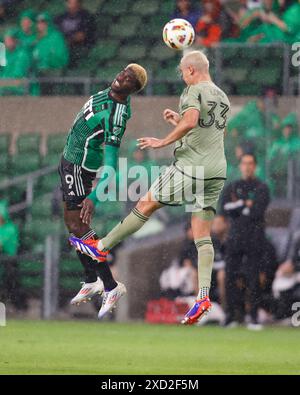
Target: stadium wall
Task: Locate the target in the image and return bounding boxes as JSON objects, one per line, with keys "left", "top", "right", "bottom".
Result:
{"left": 1, "top": 96, "right": 299, "bottom": 136}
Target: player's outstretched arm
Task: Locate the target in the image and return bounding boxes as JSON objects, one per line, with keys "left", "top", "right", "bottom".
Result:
{"left": 137, "top": 108, "right": 199, "bottom": 150}
{"left": 79, "top": 144, "right": 119, "bottom": 225}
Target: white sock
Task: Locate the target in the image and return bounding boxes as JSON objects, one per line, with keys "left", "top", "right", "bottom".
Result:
{"left": 197, "top": 287, "right": 210, "bottom": 300}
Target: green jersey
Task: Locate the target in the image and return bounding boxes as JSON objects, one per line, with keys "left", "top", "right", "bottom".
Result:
{"left": 63, "top": 88, "right": 131, "bottom": 172}
{"left": 175, "top": 81, "right": 230, "bottom": 179}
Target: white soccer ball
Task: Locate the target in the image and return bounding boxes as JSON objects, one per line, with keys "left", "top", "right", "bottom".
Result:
{"left": 163, "top": 18, "right": 195, "bottom": 50}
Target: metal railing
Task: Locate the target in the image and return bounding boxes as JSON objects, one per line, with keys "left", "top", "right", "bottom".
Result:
{"left": 1, "top": 43, "right": 298, "bottom": 96}
{"left": 0, "top": 165, "right": 57, "bottom": 216}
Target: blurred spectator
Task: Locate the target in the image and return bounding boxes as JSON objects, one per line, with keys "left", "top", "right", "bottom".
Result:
{"left": 268, "top": 112, "right": 300, "bottom": 196}
{"left": 171, "top": 0, "right": 201, "bottom": 29}
{"left": 17, "top": 9, "right": 37, "bottom": 50}
{"left": 159, "top": 225, "right": 197, "bottom": 298}
{"left": 0, "top": 0, "right": 16, "bottom": 23}
{"left": 195, "top": 0, "right": 222, "bottom": 47}
{"left": 0, "top": 200, "right": 19, "bottom": 256}
{"left": 33, "top": 12, "right": 69, "bottom": 76}
{"left": 159, "top": 258, "right": 197, "bottom": 299}
{"left": 233, "top": 0, "right": 300, "bottom": 44}
{"left": 55, "top": 0, "right": 96, "bottom": 67}
{"left": 256, "top": 0, "right": 300, "bottom": 44}
{"left": 221, "top": 153, "right": 270, "bottom": 329}
{"left": 178, "top": 224, "right": 197, "bottom": 268}
{"left": 210, "top": 215, "right": 228, "bottom": 308}
{"left": 272, "top": 229, "right": 300, "bottom": 320}
{"left": 227, "top": 96, "right": 280, "bottom": 145}
{"left": 259, "top": 236, "right": 278, "bottom": 316}
{"left": 0, "top": 27, "right": 32, "bottom": 96}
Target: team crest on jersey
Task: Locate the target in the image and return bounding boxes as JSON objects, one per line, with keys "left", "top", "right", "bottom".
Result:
{"left": 113, "top": 126, "right": 122, "bottom": 135}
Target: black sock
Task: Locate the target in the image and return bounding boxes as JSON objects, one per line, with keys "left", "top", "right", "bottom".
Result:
{"left": 76, "top": 250, "right": 98, "bottom": 283}
{"left": 80, "top": 231, "right": 117, "bottom": 291}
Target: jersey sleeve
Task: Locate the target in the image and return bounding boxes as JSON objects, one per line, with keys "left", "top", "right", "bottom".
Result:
{"left": 104, "top": 104, "right": 129, "bottom": 147}
{"left": 181, "top": 85, "right": 201, "bottom": 114}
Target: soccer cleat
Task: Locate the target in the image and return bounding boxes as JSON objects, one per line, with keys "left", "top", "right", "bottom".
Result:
{"left": 69, "top": 236, "right": 109, "bottom": 262}
{"left": 181, "top": 297, "right": 212, "bottom": 325}
{"left": 70, "top": 277, "right": 104, "bottom": 305}
{"left": 98, "top": 282, "right": 127, "bottom": 319}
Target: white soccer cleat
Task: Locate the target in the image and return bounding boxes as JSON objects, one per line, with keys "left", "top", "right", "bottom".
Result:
{"left": 98, "top": 282, "right": 127, "bottom": 319}
{"left": 70, "top": 277, "right": 104, "bottom": 306}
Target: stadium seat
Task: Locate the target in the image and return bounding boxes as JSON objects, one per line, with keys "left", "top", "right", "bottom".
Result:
{"left": 47, "top": 133, "right": 67, "bottom": 155}
{"left": 0, "top": 134, "right": 10, "bottom": 153}
{"left": 39, "top": 172, "right": 60, "bottom": 194}
{"left": 95, "top": 65, "right": 123, "bottom": 81}
{"left": 60, "top": 258, "right": 82, "bottom": 273}
{"left": 150, "top": 43, "right": 177, "bottom": 62}
{"left": 154, "top": 67, "right": 180, "bottom": 82}
{"left": 100, "top": 0, "right": 129, "bottom": 16}
{"left": 222, "top": 67, "right": 249, "bottom": 83}
{"left": 31, "top": 194, "right": 53, "bottom": 218}
{"left": 16, "top": 134, "right": 41, "bottom": 155}
{"left": 250, "top": 66, "right": 281, "bottom": 86}
{"left": 88, "top": 40, "right": 120, "bottom": 66}
{"left": 119, "top": 44, "right": 147, "bottom": 62}
{"left": 109, "top": 16, "right": 140, "bottom": 39}
{"left": 131, "top": 0, "right": 159, "bottom": 16}
{"left": 159, "top": 0, "right": 175, "bottom": 14}
{"left": 10, "top": 154, "right": 41, "bottom": 176}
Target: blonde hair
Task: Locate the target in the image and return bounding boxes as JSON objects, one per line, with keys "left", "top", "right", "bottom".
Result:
{"left": 181, "top": 50, "right": 210, "bottom": 73}
{"left": 126, "top": 63, "right": 148, "bottom": 91}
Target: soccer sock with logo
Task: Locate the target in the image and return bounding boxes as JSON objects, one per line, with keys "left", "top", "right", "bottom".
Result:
{"left": 98, "top": 208, "right": 149, "bottom": 250}
{"left": 194, "top": 237, "right": 214, "bottom": 300}
{"left": 75, "top": 231, "right": 117, "bottom": 290}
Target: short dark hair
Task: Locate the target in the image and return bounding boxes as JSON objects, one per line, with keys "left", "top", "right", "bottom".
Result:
{"left": 240, "top": 153, "right": 257, "bottom": 164}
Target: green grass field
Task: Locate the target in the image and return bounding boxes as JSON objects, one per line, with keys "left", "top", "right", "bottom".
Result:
{"left": 0, "top": 320, "right": 299, "bottom": 374}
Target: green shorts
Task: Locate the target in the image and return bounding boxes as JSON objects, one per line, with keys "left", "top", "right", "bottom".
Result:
{"left": 150, "top": 164, "right": 225, "bottom": 213}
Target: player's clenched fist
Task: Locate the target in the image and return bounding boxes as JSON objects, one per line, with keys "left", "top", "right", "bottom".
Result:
{"left": 163, "top": 108, "right": 180, "bottom": 126}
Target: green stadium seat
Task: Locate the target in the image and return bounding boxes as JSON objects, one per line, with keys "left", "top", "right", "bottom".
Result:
{"left": 152, "top": 84, "right": 171, "bottom": 95}
{"left": 101, "top": 0, "right": 129, "bottom": 16}
{"left": 109, "top": 16, "right": 140, "bottom": 39}
{"left": 250, "top": 66, "right": 281, "bottom": 86}
{"left": 131, "top": 0, "right": 159, "bottom": 16}
{"left": 11, "top": 154, "right": 41, "bottom": 175}
{"left": 88, "top": 40, "right": 120, "bottom": 65}
{"left": 59, "top": 277, "right": 82, "bottom": 291}
{"left": 149, "top": 43, "right": 177, "bottom": 61}
{"left": 39, "top": 172, "right": 60, "bottom": 194}
{"left": 17, "top": 134, "right": 41, "bottom": 154}
{"left": 0, "top": 153, "right": 9, "bottom": 173}
{"left": 159, "top": 0, "right": 175, "bottom": 14}
{"left": 222, "top": 67, "right": 248, "bottom": 83}
{"left": 31, "top": 194, "right": 53, "bottom": 218}
{"left": 119, "top": 44, "right": 146, "bottom": 61}
{"left": 23, "top": 219, "right": 61, "bottom": 251}
{"left": 236, "top": 82, "right": 262, "bottom": 96}
{"left": 0, "top": 134, "right": 10, "bottom": 153}
{"left": 60, "top": 258, "right": 82, "bottom": 273}
{"left": 95, "top": 65, "right": 123, "bottom": 81}
{"left": 47, "top": 134, "right": 67, "bottom": 154}
{"left": 85, "top": 0, "right": 104, "bottom": 13}
{"left": 154, "top": 67, "right": 180, "bottom": 82}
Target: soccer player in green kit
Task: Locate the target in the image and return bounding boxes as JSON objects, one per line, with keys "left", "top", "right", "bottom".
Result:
{"left": 59, "top": 64, "right": 147, "bottom": 318}
{"left": 71, "top": 51, "right": 230, "bottom": 325}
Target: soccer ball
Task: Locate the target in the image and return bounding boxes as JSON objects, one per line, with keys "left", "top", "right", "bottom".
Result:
{"left": 163, "top": 18, "right": 195, "bottom": 50}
